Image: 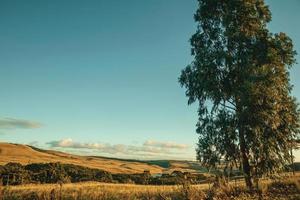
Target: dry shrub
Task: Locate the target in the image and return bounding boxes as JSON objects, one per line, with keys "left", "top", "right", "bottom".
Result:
{"left": 258, "top": 182, "right": 268, "bottom": 195}
{"left": 205, "top": 176, "right": 239, "bottom": 200}
{"left": 22, "top": 191, "right": 39, "bottom": 200}
{"left": 267, "top": 179, "right": 300, "bottom": 194}
{"left": 177, "top": 182, "right": 206, "bottom": 200}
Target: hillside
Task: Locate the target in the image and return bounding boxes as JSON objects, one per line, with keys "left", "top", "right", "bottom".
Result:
{"left": 0, "top": 142, "right": 203, "bottom": 174}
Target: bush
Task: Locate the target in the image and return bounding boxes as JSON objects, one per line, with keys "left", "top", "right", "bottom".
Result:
{"left": 1, "top": 162, "right": 112, "bottom": 185}
{"left": 1, "top": 163, "right": 31, "bottom": 185}
{"left": 25, "top": 163, "right": 70, "bottom": 184}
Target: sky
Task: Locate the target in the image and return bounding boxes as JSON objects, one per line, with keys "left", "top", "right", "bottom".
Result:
{"left": 0, "top": 0, "right": 299, "bottom": 161}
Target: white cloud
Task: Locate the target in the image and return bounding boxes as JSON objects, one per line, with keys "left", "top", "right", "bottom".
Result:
{"left": 46, "top": 138, "right": 192, "bottom": 159}
{"left": 143, "top": 140, "right": 189, "bottom": 149}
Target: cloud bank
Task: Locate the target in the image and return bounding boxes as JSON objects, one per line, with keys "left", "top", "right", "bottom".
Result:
{"left": 46, "top": 138, "right": 192, "bottom": 160}
{"left": 144, "top": 140, "right": 189, "bottom": 149}
{"left": 0, "top": 118, "right": 42, "bottom": 129}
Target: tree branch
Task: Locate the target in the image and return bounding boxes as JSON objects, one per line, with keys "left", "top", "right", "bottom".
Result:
{"left": 227, "top": 98, "right": 236, "bottom": 108}
{"left": 220, "top": 103, "right": 236, "bottom": 111}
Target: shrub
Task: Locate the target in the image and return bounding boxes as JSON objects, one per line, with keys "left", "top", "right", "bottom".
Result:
{"left": 1, "top": 163, "right": 31, "bottom": 185}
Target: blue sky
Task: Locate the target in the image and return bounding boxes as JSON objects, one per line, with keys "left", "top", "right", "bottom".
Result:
{"left": 0, "top": 0, "right": 299, "bottom": 161}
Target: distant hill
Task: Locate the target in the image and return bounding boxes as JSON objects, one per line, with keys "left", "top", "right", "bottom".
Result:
{"left": 0, "top": 142, "right": 204, "bottom": 174}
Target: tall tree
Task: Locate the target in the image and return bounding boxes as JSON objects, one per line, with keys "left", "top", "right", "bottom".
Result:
{"left": 179, "top": 0, "right": 300, "bottom": 189}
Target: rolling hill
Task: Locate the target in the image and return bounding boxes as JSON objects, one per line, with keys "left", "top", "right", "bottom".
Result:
{"left": 0, "top": 142, "right": 204, "bottom": 174}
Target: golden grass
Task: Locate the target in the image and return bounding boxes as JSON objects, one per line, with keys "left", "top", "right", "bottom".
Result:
{"left": 1, "top": 176, "right": 300, "bottom": 200}
{"left": 0, "top": 143, "right": 205, "bottom": 175}
{"left": 0, "top": 143, "right": 163, "bottom": 174}
{"left": 0, "top": 182, "right": 208, "bottom": 200}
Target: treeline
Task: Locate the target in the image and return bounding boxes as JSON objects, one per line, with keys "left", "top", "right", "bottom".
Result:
{"left": 112, "top": 171, "right": 209, "bottom": 185}
{"left": 0, "top": 162, "right": 209, "bottom": 186}
{"left": 0, "top": 162, "right": 112, "bottom": 185}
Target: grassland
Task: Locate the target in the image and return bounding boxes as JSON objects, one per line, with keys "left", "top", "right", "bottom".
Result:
{"left": 1, "top": 142, "right": 300, "bottom": 199}
{"left": 1, "top": 176, "right": 300, "bottom": 200}
{"left": 0, "top": 182, "right": 203, "bottom": 200}
{"left": 0, "top": 143, "right": 163, "bottom": 174}
{"left": 0, "top": 143, "right": 204, "bottom": 174}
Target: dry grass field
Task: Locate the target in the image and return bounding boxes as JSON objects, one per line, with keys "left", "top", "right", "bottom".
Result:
{"left": 0, "top": 143, "right": 204, "bottom": 174}
{"left": 1, "top": 143, "right": 300, "bottom": 199}
{"left": 0, "top": 143, "right": 163, "bottom": 174}
{"left": 0, "top": 182, "right": 206, "bottom": 200}
{"left": 1, "top": 176, "right": 300, "bottom": 200}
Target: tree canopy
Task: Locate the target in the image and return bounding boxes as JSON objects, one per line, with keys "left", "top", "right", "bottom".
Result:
{"left": 179, "top": 0, "right": 300, "bottom": 189}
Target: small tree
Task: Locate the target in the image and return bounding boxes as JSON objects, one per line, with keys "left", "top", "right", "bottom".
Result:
{"left": 179, "top": 0, "right": 300, "bottom": 189}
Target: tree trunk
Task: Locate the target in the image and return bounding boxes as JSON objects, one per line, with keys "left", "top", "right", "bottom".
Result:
{"left": 239, "top": 129, "right": 253, "bottom": 189}
{"left": 236, "top": 99, "right": 253, "bottom": 190}
{"left": 291, "top": 148, "right": 295, "bottom": 175}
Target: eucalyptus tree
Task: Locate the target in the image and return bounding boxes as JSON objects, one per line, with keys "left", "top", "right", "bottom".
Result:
{"left": 179, "top": 0, "right": 300, "bottom": 189}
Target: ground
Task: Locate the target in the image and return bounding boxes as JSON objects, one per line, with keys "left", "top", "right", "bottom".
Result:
{"left": 1, "top": 175, "right": 299, "bottom": 200}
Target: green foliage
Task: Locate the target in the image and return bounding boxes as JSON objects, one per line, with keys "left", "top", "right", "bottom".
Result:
{"left": 179, "top": 0, "right": 300, "bottom": 188}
